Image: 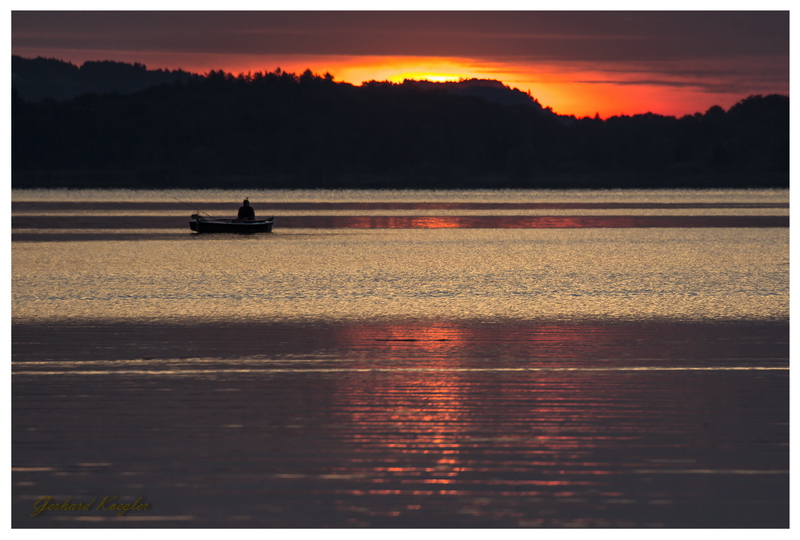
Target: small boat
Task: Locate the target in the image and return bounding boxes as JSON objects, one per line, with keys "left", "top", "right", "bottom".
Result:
{"left": 189, "top": 214, "right": 275, "bottom": 234}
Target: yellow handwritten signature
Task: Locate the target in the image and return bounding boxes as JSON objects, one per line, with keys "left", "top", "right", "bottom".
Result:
{"left": 32, "top": 496, "right": 149, "bottom": 517}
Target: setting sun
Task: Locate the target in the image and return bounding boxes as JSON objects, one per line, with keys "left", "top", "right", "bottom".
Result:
{"left": 12, "top": 11, "right": 788, "bottom": 119}
{"left": 390, "top": 73, "right": 463, "bottom": 83}
{"left": 10, "top": 11, "right": 790, "bottom": 528}
{"left": 12, "top": 46, "right": 783, "bottom": 118}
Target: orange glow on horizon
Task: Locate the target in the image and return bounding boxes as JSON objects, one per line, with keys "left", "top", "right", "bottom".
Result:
{"left": 13, "top": 47, "right": 784, "bottom": 119}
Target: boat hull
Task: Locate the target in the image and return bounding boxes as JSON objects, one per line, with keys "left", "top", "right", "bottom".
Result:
{"left": 190, "top": 218, "right": 274, "bottom": 234}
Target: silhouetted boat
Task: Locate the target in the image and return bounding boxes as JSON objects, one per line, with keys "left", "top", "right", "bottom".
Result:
{"left": 189, "top": 214, "right": 274, "bottom": 234}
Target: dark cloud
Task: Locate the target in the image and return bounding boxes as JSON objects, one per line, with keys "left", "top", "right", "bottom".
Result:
{"left": 575, "top": 78, "right": 777, "bottom": 96}
{"left": 12, "top": 11, "right": 789, "bottom": 62}
{"left": 12, "top": 10, "right": 788, "bottom": 115}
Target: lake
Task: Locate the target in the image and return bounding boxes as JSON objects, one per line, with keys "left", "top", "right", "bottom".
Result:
{"left": 11, "top": 188, "right": 789, "bottom": 527}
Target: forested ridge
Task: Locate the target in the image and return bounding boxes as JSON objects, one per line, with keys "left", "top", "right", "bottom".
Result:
{"left": 12, "top": 57, "right": 789, "bottom": 189}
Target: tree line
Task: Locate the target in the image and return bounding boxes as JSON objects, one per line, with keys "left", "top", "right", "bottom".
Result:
{"left": 12, "top": 55, "right": 200, "bottom": 102}
{"left": 12, "top": 59, "right": 789, "bottom": 189}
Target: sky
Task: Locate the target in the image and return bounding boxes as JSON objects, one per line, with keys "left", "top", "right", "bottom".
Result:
{"left": 9, "top": 7, "right": 791, "bottom": 118}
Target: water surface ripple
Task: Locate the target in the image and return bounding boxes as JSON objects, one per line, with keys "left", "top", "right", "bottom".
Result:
{"left": 11, "top": 189, "right": 789, "bottom": 528}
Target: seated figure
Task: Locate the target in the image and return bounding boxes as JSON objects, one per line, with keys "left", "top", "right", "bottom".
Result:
{"left": 238, "top": 199, "right": 256, "bottom": 221}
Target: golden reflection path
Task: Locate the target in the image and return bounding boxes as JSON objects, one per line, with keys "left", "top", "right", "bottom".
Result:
{"left": 12, "top": 319, "right": 788, "bottom": 526}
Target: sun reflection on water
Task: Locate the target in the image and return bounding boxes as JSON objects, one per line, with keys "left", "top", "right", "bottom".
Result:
{"left": 12, "top": 317, "right": 789, "bottom": 526}
{"left": 11, "top": 189, "right": 789, "bottom": 526}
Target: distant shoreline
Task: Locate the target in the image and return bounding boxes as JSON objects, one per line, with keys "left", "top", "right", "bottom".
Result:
{"left": 13, "top": 59, "right": 788, "bottom": 192}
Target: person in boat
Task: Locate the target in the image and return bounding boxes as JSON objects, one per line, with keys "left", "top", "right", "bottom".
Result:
{"left": 237, "top": 199, "right": 256, "bottom": 221}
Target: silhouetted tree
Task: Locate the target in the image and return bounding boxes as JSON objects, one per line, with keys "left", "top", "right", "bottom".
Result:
{"left": 11, "top": 58, "right": 789, "bottom": 189}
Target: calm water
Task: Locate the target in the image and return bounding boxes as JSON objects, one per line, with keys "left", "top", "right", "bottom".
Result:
{"left": 11, "top": 189, "right": 789, "bottom": 527}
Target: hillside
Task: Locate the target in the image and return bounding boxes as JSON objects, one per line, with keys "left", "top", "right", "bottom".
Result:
{"left": 11, "top": 57, "right": 789, "bottom": 189}
{"left": 12, "top": 55, "right": 200, "bottom": 102}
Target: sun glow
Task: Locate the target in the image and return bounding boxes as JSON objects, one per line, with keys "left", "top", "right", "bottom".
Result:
{"left": 390, "top": 73, "right": 463, "bottom": 83}
{"left": 12, "top": 47, "right": 787, "bottom": 119}
{"left": 329, "top": 56, "right": 481, "bottom": 86}
{"left": 176, "top": 54, "right": 778, "bottom": 118}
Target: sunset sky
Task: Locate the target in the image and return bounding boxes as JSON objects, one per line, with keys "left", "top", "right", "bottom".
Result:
{"left": 10, "top": 8, "right": 790, "bottom": 118}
